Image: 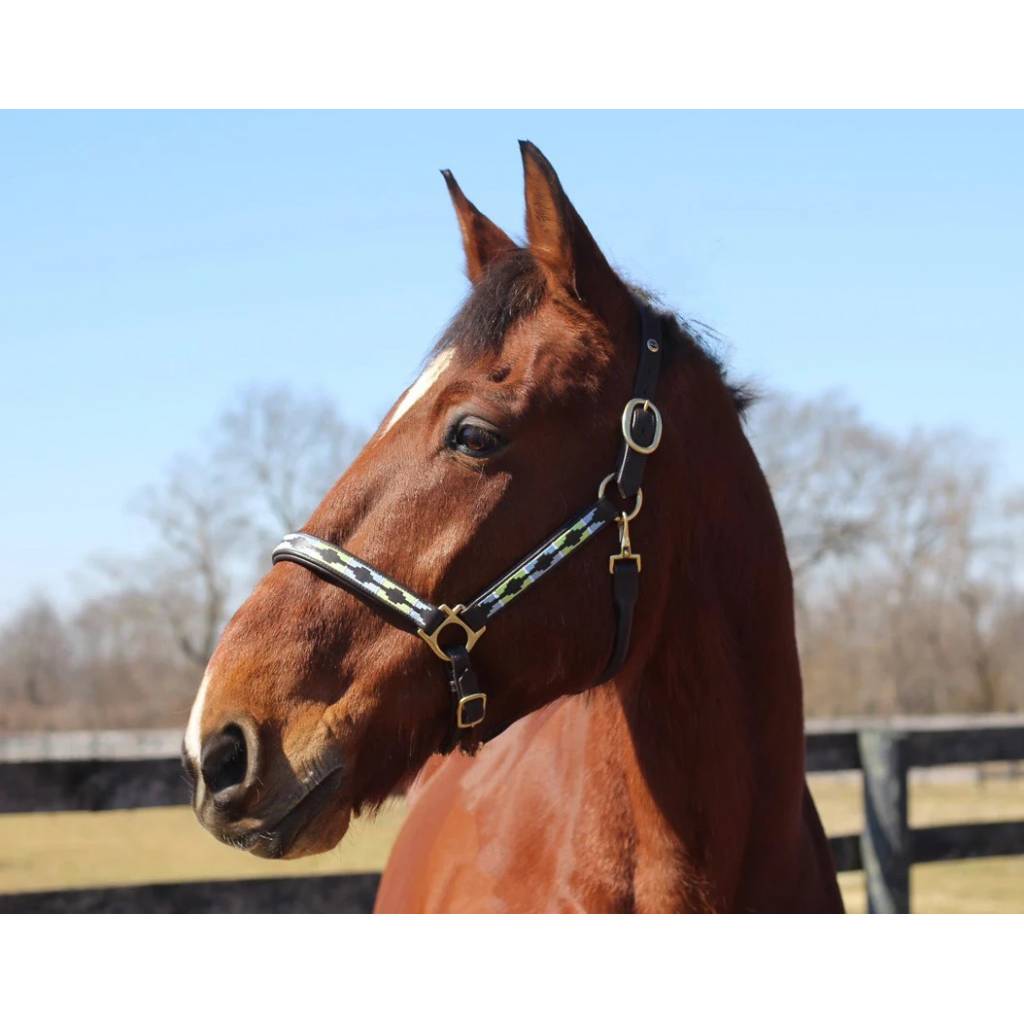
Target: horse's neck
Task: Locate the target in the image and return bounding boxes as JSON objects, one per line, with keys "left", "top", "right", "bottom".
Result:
{"left": 605, "top": 410, "right": 809, "bottom": 908}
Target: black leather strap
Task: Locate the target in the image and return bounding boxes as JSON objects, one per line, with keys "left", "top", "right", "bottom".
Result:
{"left": 600, "top": 559, "right": 641, "bottom": 682}
{"left": 614, "top": 304, "right": 664, "bottom": 500}
{"left": 442, "top": 645, "right": 487, "bottom": 753}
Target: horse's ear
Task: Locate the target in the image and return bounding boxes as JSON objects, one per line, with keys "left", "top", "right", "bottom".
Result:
{"left": 519, "top": 140, "right": 636, "bottom": 334}
{"left": 442, "top": 169, "right": 517, "bottom": 284}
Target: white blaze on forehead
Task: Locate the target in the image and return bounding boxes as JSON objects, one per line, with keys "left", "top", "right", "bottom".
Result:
{"left": 184, "top": 668, "right": 212, "bottom": 761}
{"left": 380, "top": 349, "right": 454, "bottom": 436}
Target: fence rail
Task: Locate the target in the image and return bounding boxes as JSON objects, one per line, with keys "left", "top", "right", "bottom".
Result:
{"left": 2, "top": 716, "right": 1023, "bottom": 913}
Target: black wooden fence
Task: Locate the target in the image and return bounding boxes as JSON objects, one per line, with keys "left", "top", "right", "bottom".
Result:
{"left": 805, "top": 715, "right": 1024, "bottom": 912}
{"left": 1, "top": 716, "right": 1022, "bottom": 913}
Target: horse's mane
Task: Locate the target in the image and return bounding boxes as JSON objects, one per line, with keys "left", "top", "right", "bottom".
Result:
{"left": 432, "top": 249, "right": 754, "bottom": 415}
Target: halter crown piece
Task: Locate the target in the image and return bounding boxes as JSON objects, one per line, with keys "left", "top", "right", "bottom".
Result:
{"left": 272, "top": 302, "right": 664, "bottom": 753}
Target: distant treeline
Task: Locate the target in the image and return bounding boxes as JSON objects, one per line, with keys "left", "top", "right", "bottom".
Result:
{"left": 2, "top": 386, "right": 1022, "bottom": 730}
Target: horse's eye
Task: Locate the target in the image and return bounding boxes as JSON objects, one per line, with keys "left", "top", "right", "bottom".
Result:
{"left": 449, "top": 417, "right": 504, "bottom": 458}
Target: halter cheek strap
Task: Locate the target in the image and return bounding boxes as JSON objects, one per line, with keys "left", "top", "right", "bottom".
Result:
{"left": 271, "top": 302, "right": 665, "bottom": 752}
{"left": 615, "top": 305, "right": 664, "bottom": 501}
{"left": 601, "top": 303, "right": 663, "bottom": 681}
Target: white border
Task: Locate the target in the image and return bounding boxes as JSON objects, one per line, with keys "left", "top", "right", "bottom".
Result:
{"left": 1, "top": 914, "right": 1020, "bottom": 1021}
{"left": 1, "top": 1, "right": 1022, "bottom": 107}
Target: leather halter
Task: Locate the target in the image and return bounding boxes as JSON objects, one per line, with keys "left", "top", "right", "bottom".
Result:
{"left": 272, "top": 303, "right": 664, "bottom": 753}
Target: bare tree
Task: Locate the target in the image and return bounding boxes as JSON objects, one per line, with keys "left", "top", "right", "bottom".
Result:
{"left": 121, "top": 386, "right": 364, "bottom": 670}
{"left": 0, "top": 597, "right": 72, "bottom": 715}
{"left": 754, "top": 395, "right": 1022, "bottom": 718}
{"left": 748, "top": 392, "right": 891, "bottom": 585}
{"left": 71, "top": 587, "right": 200, "bottom": 728}
{"left": 215, "top": 385, "right": 365, "bottom": 534}
{"left": 131, "top": 455, "right": 247, "bottom": 667}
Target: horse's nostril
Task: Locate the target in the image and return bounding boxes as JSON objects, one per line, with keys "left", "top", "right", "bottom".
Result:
{"left": 200, "top": 724, "right": 249, "bottom": 796}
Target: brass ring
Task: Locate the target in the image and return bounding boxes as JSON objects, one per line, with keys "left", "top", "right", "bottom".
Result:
{"left": 417, "top": 604, "right": 487, "bottom": 663}
{"left": 621, "top": 398, "right": 663, "bottom": 455}
{"left": 597, "top": 473, "right": 643, "bottom": 522}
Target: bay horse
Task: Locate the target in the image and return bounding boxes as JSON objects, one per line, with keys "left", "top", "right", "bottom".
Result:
{"left": 183, "top": 142, "right": 843, "bottom": 913}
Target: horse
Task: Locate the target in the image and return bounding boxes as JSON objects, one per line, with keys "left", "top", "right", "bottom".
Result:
{"left": 182, "top": 141, "right": 844, "bottom": 913}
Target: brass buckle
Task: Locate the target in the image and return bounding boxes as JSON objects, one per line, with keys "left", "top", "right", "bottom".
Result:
{"left": 417, "top": 603, "right": 487, "bottom": 663}
{"left": 456, "top": 692, "right": 488, "bottom": 729}
{"left": 621, "top": 398, "right": 663, "bottom": 455}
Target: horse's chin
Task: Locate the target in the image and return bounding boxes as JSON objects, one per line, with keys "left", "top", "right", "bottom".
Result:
{"left": 276, "top": 804, "right": 352, "bottom": 859}
{"left": 244, "top": 802, "right": 351, "bottom": 860}
{"left": 239, "top": 770, "right": 353, "bottom": 860}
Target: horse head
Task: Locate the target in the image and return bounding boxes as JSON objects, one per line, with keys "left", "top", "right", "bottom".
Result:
{"left": 183, "top": 142, "right": 742, "bottom": 859}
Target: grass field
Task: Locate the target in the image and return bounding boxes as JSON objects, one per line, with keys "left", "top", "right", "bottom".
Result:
{"left": 1, "top": 775, "right": 1022, "bottom": 911}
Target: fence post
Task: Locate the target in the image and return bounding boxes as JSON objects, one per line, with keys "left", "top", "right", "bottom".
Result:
{"left": 858, "top": 729, "right": 910, "bottom": 913}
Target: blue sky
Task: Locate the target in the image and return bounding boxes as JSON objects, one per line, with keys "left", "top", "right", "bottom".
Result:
{"left": 2, "top": 111, "right": 1021, "bottom": 612}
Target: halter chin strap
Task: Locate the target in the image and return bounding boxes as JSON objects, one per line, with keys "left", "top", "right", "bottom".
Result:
{"left": 271, "top": 302, "right": 665, "bottom": 752}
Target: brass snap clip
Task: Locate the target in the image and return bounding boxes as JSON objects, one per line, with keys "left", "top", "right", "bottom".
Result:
{"left": 609, "top": 512, "right": 642, "bottom": 575}
{"left": 598, "top": 474, "right": 644, "bottom": 575}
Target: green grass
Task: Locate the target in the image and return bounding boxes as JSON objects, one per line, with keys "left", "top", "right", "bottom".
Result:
{"left": 1, "top": 776, "right": 1022, "bottom": 911}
